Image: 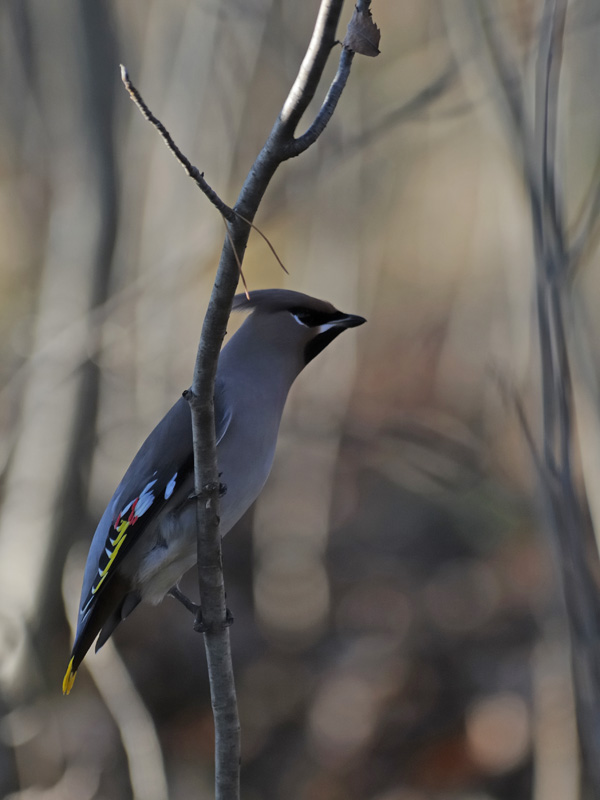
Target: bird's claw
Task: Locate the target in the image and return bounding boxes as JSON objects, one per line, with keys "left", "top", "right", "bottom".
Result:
{"left": 168, "top": 586, "right": 200, "bottom": 614}
{"left": 193, "top": 607, "right": 234, "bottom": 633}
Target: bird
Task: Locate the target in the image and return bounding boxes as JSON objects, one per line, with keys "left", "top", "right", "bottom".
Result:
{"left": 63, "top": 289, "right": 365, "bottom": 694}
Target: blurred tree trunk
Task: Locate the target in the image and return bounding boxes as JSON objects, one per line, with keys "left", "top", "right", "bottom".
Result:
{"left": 0, "top": 0, "right": 119, "bottom": 700}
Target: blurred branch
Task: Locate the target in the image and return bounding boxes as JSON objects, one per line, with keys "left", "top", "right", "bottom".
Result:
{"left": 476, "top": 0, "right": 600, "bottom": 281}
{"left": 474, "top": 1, "right": 600, "bottom": 791}
{"left": 531, "top": 3, "right": 600, "bottom": 792}
{"left": 0, "top": 0, "right": 120, "bottom": 706}
{"left": 121, "top": 1, "right": 378, "bottom": 797}
{"left": 261, "top": 60, "right": 458, "bottom": 220}
{"left": 533, "top": 0, "right": 569, "bottom": 472}
{"left": 493, "top": 369, "right": 545, "bottom": 479}
{"left": 569, "top": 153, "right": 600, "bottom": 271}
{"left": 536, "top": 0, "right": 567, "bottom": 266}
{"left": 340, "top": 62, "right": 458, "bottom": 155}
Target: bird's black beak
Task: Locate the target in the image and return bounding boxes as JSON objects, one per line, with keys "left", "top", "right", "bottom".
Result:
{"left": 304, "top": 312, "right": 366, "bottom": 364}
{"left": 336, "top": 313, "right": 367, "bottom": 329}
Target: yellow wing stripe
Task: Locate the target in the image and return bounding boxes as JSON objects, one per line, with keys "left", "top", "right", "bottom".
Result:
{"left": 92, "top": 522, "right": 130, "bottom": 596}
{"left": 65, "top": 519, "right": 132, "bottom": 695}
{"left": 64, "top": 476, "right": 164, "bottom": 696}
{"left": 63, "top": 657, "right": 77, "bottom": 695}
{"left": 110, "top": 518, "right": 130, "bottom": 548}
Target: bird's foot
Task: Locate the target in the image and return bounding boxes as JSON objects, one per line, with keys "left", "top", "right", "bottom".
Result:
{"left": 168, "top": 586, "right": 233, "bottom": 632}
{"left": 193, "top": 606, "right": 234, "bottom": 633}
{"left": 198, "top": 481, "right": 227, "bottom": 498}
{"left": 183, "top": 479, "right": 228, "bottom": 507}
{"left": 168, "top": 586, "right": 200, "bottom": 615}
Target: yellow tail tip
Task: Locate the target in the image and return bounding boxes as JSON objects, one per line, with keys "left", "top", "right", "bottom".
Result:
{"left": 62, "top": 657, "right": 77, "bottom": 695}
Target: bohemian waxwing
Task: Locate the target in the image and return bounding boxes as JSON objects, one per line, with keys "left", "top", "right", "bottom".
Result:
{"left": 63, "top": 289, "right": 365, "bottom": 693}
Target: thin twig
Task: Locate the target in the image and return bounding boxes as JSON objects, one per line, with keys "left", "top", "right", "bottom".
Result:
{"left": 233, "top": 212, "right": 289, "bottom": 274}
{"left": 515, "top": 395, "right": 547, "bottom": 481}
{"left": 121, "top": 66, "right": 294, "bottom": 279}
{"left": 492, "top": 365, "right": 546, "bottom": 480}
{"left": 120, "top": 65, "right": 236, "bottom": 223}
{"left": 289, "top": 47, "right": 354, "bottom": 157}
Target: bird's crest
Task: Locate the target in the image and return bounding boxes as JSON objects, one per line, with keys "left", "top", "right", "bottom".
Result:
{"left": 232, "top": 289, "right": 337, "bottom": 316}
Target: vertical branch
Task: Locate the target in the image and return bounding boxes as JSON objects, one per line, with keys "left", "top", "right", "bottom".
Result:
{"left": 476, "top": 2, "right": 558, "bottom": 463}
{"left": 168, "top": 2, "right": 377, "bottom": 797}
{"left": 536, "top": 0, "right": 566, "bottom": 262}
{"left": 469, "top": 0, "right": 600, "bottom": 792}
{"left": 124, "top": 3, "right": 378, "bottom": 793}
{"left": 533, "top": 0, "right": 567, "bottom": 474}
{"left": 533, "top": 2, "right": 600, "bottom": 793}
{"left": 184, "top": 7, "right": 350, "bottom": 794}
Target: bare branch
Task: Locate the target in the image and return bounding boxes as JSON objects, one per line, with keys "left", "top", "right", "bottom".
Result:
{"left": 355, "top": 0, "right": 373, "bottom": 15}
{"left": 221, "top": 219, "right": 250, "bottom": 298}
{"left": 120, "top": 65, "right": 236, "bottom": 223}
{"left": 533, "top": 0, "right": 571, "bottom": 477}
{"left": 278, "top": 0, "right": 346, "bottom": 138}
{"left": 288, "top": 47, "right": 354, "bottom": 157}
{"left": 525, "top": 0, "right": 600, "bottom": 789}
{"left": 283, "top": 4, "right": 381, "bottom": 158}
{"left": 535, "top": 0, "right": 568, "bottom": 267}
{"left": 121, "top": 65, "right": 292, "bottom": 283}
{"left": 154, "top": 1, "right": 378, "bottom": 798}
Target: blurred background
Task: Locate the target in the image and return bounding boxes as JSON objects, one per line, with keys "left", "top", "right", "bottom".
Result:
{"left": 1, "top": 1, "right": 600, "bottom": 798}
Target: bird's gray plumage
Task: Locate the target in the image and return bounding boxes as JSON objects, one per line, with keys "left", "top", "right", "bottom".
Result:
{"left": 63, "top": 289, "right": 365, "bottom": 692}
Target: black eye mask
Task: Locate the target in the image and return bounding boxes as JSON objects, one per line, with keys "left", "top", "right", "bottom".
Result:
{"left": 289, "top": 307, "right": 346, "bottom": 327}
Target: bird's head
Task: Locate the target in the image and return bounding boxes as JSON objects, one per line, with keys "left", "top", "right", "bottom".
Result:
{"left": 231, "top": 289, "right": 366, "bottom": 369}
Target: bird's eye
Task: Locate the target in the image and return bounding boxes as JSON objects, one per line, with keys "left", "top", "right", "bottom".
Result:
{"left": 289, "top": 307, "right": 343, "bottom": 328}
{"left": 290, "top": 309, "right": 313, "bottom": 327}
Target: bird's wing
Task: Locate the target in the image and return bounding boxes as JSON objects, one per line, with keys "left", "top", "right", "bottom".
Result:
{"left": 76, "top": 385, "right": 232, "bottom": 628}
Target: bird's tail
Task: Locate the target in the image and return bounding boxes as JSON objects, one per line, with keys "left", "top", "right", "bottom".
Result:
{"left": 62, "top": 575, "right": 136, "bottom": 695}
{"left": 63, "top": 657, "right": 77, "bottom": 695}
